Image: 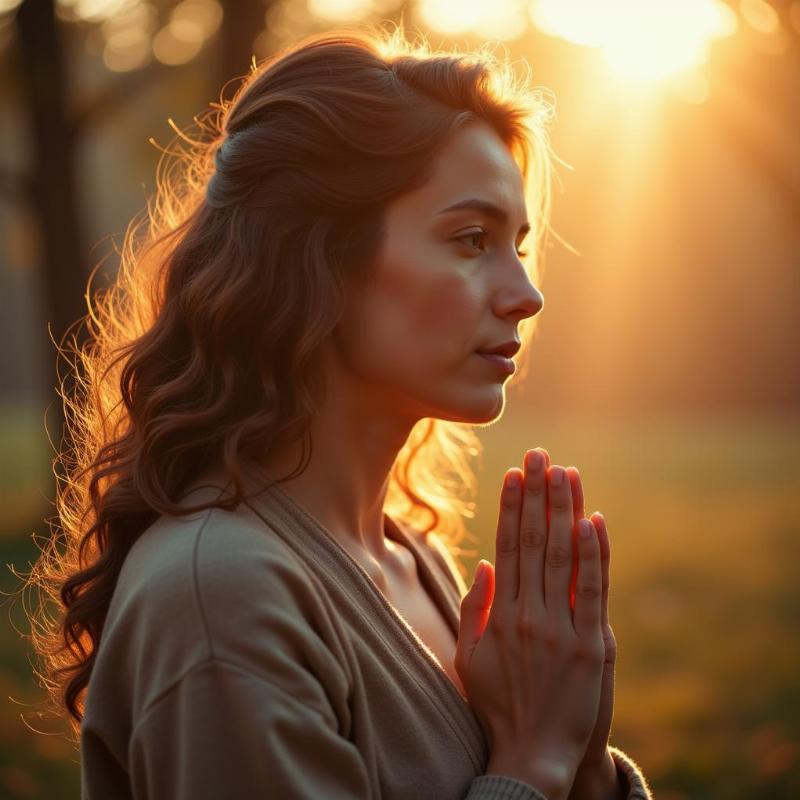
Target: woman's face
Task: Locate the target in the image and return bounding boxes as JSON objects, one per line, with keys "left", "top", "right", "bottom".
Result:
{"left": 332, "top": 119, "right": 544, "bottom": 424}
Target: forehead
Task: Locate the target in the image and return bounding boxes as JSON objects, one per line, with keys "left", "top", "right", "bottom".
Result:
{"left": 389, "top": 120, "right": 527, "bottom": 222}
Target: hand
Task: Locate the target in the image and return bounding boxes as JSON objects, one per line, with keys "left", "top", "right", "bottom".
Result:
{"left": 534, "top": 448, "right": 620, "bottom": 797}
{"left": 456, "top": 447, "right": 606, "bottom": 795}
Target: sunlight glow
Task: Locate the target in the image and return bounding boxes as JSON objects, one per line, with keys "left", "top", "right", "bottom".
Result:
{"left": 531, "top": 0, "right": 738, "bottom": 81}
{"left": 70, "top": 0, "right": 138, "bottom": 23}
{"left": 666, "top": 69, "right": 711, "bottom": 104}
{"left": 308, "top": 0, "right": 374, "bottom": 20}
{"left": 739, "top": 0, "right": 789, "bottom": 54}
{"left": 152, "top": 0, "right": 222, "bottom": 67}
{"left": 101, "top": 2, "right": 156, "bottom": 72}
{"left": 153, "top": 23, "right": 203, "bottom": 65}
{"left": 740, "top": 0, "right": 780, "bottom": 34}
{"left": 418, "top": 0, "right": 529, "bottom": 40}
{"left": 791, "top": 2, "right": 800, "bottom": 35}
{"left": 171, "top": 0, "right": 223, "bottom": 39}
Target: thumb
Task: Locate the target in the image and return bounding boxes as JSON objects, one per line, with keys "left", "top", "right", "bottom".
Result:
{"left": 456, "top": 559, "right": 494, "bottom": 666}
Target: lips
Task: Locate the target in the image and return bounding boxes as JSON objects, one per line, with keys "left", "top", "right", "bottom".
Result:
{"left": 476, "top": 340, "right": 521, "bottom": 359}
{"left": 475, "top": 351, "right": 516, "bottom": 375}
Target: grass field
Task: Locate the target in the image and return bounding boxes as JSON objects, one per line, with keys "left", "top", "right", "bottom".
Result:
{"left": 1, "top": 402, "right": 798, "bottom": 799}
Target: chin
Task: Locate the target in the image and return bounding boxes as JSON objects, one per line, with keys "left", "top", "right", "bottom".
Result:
{"left": 431, "top": 386, "right": 507, "bottom": 425}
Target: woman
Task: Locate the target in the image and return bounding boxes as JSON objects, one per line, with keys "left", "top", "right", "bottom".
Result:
{"left": 30, "top": 26, "right": 653, "bottom": 800}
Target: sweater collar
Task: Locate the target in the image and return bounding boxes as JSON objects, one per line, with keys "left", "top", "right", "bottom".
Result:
{"left": 180, "top": 463, "right": 488, "bottom": 767}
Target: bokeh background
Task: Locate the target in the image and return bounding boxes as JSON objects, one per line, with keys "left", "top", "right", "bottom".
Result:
{"left": 1, "top": 1, "right": 798, "bottom": 797}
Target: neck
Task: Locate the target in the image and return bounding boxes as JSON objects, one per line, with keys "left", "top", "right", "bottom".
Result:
{"left": 258, "top": 360, "right": 421, "bottom": 567}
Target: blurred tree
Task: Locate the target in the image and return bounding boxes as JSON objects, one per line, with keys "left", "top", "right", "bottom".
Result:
{"left": 218, "top": 0, "right": 274, "bottom": 99}
{"left": 15, "top": 0, "right": 87, "bottom": 459}
{"left": 8, "top": 0, "right": 281, "bottom": 460}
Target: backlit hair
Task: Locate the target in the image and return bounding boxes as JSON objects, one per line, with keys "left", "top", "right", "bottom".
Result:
{"left": 23, "top": 23, "right": 558, "bottom": 741}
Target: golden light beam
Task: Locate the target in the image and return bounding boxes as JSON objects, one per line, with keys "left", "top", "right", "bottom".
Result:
{"left": 531, "top": 0, "right": 738, "bottom": 82}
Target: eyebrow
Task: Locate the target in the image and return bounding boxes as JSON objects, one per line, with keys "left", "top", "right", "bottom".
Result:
{"left": 436, "top": 198, "right": 530, "bottom": 236}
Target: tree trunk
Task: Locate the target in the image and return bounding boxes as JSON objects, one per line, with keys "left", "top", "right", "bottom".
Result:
{"left": 15, "top": 0, "right": 88, "bottom": 462}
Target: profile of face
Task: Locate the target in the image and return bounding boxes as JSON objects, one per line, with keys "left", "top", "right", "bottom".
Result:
{"left": 331, "top": 119, "right": 544, "bottom": 426}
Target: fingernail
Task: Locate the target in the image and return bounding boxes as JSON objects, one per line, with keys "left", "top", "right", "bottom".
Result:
{"left": 525, "top": 450, "right": 542, "bottom": 471}
{"left": 550, "top": 467, "right": 563, "bottom": 486}
{"left": 507, "top": 471, "right": 519, "bottom": 488}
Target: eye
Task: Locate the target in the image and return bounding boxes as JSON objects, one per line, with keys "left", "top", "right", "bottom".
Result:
{"left": 455, "top": 228, "right": 528, "bottom": 258}
{"left": 457, "top": 229, "right": 487, "bottom": 252}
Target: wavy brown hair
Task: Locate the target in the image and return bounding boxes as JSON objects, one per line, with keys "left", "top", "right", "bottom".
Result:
{"left": 21, "top": 23, "right": 559, "bottom": 742}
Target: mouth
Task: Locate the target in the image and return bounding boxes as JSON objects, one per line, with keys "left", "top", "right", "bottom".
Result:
{"left": 475, "top": 351, "right": 516, "bottom": 375}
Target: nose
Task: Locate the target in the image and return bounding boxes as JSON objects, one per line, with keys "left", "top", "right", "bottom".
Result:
{"left": 494, "top": 267, "right": 544, "bottom": 322}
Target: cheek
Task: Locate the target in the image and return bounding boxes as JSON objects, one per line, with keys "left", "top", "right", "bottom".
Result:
{"left": 379, "top": 259, "right": 482, "bottom": 348}
{"left": 412, "top": 273, "right": 481, "bottom": 338}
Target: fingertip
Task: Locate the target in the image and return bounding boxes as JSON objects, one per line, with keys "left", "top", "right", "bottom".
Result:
{"left": 567, "top": 468, "right": 584, "bottom": 505}
{"left": 590, "top": 513, "right": 610, "bottom": 557}
{"left": 565, "top": 466, "right": 581, "bottom": 490}
{"left": 505, "top": 468, "right": 521, "bottom": 489}
{"left": 535, "top": 447, "right": 551, "bottom": 468}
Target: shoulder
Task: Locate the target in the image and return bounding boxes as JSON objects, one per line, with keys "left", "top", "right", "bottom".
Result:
{"left": 99, "top": 481, "right": 346, "bottom": 717}
{"left": 116, "top": 482, "right": 319, "bottom": 623}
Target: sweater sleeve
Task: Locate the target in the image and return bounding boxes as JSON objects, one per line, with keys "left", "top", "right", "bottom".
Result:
{"left": 128, "top": 657, "right": 371, "bottom": 800}
{"left": 464, "top": 745, "right": 654, "bottom": 800}
{"left": 608, "top": 745, "right": 654, "bottom": 799}
{"left": 464, "top": 745, "right": 653, "bottom": 800}
{"left": 466, "top": 775, "right": 549, "bottom": 799}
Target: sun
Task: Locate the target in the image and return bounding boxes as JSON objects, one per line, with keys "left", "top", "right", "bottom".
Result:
{"left": 531, "top": 0, "right": 738, "bottom": 81}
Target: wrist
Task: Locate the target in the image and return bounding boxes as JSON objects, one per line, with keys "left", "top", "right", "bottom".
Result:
{"left": 569, "top": 749, "right": 622, "bottom": 800}
{"left": 486, "top": 754, "right": 576, "bottom": 800}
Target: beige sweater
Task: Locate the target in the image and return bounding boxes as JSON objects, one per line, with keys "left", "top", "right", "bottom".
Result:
{"left": 80, "top": 467, "right": 653, "bottom": 799}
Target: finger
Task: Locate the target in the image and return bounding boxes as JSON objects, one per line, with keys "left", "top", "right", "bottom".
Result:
{"left": 536, "top": 449, "right": 552, "bottom": 529}
{"left": 566, "top": 467, "right": 585, "bottom": 521}
{"left": 493, "top": 468, "right": 523, "bottom": 607}
{"left": 587, "top": 618, "right": 618, "bottom": 763}
{"left": 565, "top": 466, "right": 585, "bottom": 613}
{"left": 518, "top": 449, "right": 548, "bottom": 617}
{"left": 572, "top": 518, "right": 602, "bottom": 637}
{"left": 583, "top": 637, "right": 616, "bottom": 764}
{"left": 456, "top": 561, "right": 495, "bottom": 675}
{"left": 535, "top": 447, "right": 551, "bottom": 469}
{"left": 590, "top": 511, "right": 610, "bottom": 628}
{"left": 544, "top": 464, "right": 574, "bottom": 626}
